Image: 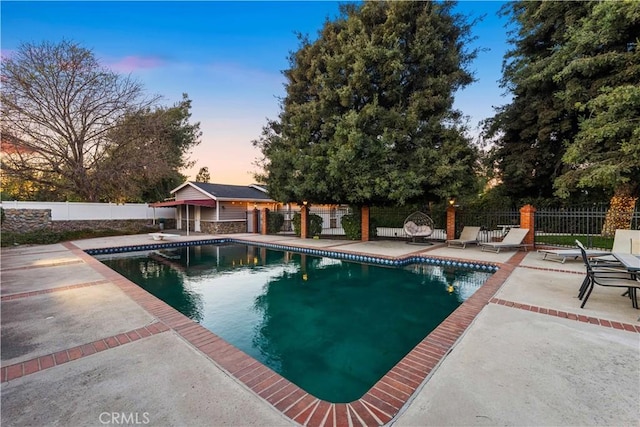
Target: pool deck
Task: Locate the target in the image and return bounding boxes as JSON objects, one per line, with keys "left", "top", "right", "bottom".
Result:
{"left": 1, "top": 232, "right": 639, "bottom": 426}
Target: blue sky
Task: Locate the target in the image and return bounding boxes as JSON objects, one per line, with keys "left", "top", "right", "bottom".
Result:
{"left": 1, "top": 1, "right": 511, "bottom": 185}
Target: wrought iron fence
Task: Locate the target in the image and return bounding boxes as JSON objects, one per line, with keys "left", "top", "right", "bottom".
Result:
{"left": 269, "top": 205, "right": 446, "bottom": 240}
{"left": 270, "top": 205, "right": 353, "bottom": 237}
{"left": 535, "top": 204, "right": 640, "bottom": 248}
{"left": 266, "top": 202, "right": 639, "bottom": 248}
{"left": 455, "top": 209, "right": 520, "bottom": 242}
{"left": 371, "top": 206, "right": 448, "bottom": 240}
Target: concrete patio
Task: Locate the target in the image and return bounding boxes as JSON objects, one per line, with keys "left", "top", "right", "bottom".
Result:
{"left": 1, "top": 233, "right": 638, "bottom": 426}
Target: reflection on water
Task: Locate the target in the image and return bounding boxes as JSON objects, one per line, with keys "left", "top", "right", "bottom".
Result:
{"left": 97, "top": 244, "right": 491, "bottom": 402}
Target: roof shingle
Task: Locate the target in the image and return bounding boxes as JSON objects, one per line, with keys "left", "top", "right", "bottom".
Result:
{"left": 187, "top": 182, "right": 272, "bottom": 201}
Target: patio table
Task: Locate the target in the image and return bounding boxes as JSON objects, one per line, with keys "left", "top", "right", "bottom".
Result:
{"left": 613, "top": 253, "right": 640, "bottom": 272}
{"left": 613, "top": 253, "right": 640, "bottom": 319}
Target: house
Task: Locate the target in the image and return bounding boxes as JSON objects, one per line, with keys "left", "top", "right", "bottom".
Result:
{"left": 149, "top": 182, "right": 278, "bottom": 234}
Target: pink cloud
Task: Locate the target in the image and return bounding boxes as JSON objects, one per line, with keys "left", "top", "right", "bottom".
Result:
{"left": 107, "top": 55, "right": 165, "bottom": 73}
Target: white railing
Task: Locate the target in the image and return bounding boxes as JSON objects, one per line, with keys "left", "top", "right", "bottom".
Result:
{"left": 0, "top": 201, "right": 175, "bottom": 221}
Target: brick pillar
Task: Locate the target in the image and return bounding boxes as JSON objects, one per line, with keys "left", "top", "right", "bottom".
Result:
{"left": 361, "top": 206, "right": 370, "bottom": 242}
{"left": 446, "top": 205, "right": 456, "bottom": 240}
{"left": 252, "top": 208, "right": 259, "bottom": 234}
{"left": 261, "top": 208, "right": 269, "bottom": 235}
{"left": 520, "top": 204, "right": 536, "bottom": 248}
{"left": 300, "top": 205, "right": 308, "bottom": 239}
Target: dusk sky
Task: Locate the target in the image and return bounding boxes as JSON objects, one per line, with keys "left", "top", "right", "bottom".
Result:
{"left": 1, "top": 1, "right": 511, "bottom": 185}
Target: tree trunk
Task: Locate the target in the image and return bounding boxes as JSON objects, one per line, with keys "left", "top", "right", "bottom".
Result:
{"left": 602, "top": 185, "right": 637, "bottom": 237}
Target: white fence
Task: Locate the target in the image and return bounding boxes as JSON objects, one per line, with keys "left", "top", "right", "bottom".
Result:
{"left": 0, "top": 201, "right": 175, "bottom": 221}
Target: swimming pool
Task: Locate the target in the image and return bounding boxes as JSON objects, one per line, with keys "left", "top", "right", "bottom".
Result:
{"left": 97, "top": 243, "right": 491, "bottom": 402}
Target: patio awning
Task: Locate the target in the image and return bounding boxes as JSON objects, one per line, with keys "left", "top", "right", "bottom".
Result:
{"left": 149, "top": 199, "right": 216, "bottom": 208}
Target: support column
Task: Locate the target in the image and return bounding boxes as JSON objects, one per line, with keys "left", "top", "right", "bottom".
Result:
{"left": 361, "top": 205, "right": 370, "bottom": 242}
{"left": 261, "top": 208, "right": 269, "bottom": 235}
{"left": 446, "top": 205, "right": 456, "bottom": 240}
{"left": 519, "top": 204, "right": 536, "bottom": 248}
{"left": 300, "top": 204, "right": 308, "bottom": 239}
{"left": 252, "top": 208, "right": 259, "bottom": 234}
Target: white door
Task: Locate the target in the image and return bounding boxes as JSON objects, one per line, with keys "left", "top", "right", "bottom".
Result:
{"left": 195, "top": 206, "right": 201, "bottom": 232}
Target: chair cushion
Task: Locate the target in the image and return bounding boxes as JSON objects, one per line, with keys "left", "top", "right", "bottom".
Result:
{"left": 405, "top": 221, "right": 418, "bottom": 233}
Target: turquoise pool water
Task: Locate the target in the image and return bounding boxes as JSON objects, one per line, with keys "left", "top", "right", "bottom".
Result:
{"left": 97, "top": 243, "right": 491, "bottom": 402}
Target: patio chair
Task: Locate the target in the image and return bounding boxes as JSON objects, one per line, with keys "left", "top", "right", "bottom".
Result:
{"left": 576, "top": 240, "right": 640, "bottom": 309}
{"left": 403, "top": 211, "right": 434, "bottom": 245}
{"left": 575, "top": 240, "right": 631, "bottom": 299}
{"left": 446, "top": 226, "right": 481, "bottom": 249}
{"left": 478, "top": 228, "right": 530, "bottom": 253}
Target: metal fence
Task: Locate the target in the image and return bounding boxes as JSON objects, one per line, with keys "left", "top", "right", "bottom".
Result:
{"left": 455, "top": 209, "right": 520, "bottom": 242}
{"left": 535, "top": 204, "right": 640, "bottom": 247}
{"left": 269, "top": 205, "right": 447, "bottom": 240}
{"left": 265, "top": 202, "right": 639, "bottom": 247}
{"left": 371, "top": 206, "right": 447, "bottom": 240}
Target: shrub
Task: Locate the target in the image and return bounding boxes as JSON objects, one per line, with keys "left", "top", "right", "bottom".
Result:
{"left": 292, "top": 212, "right": 323, "bottom": 237}
{"left": 309, "top": 214, "right": 323, "bottom": 237}
{"left": 341, "top": 210, "right": 378, "bottom": 240}
{"left": 341, "top": 214, "right": 361, "bottom": 240}
{"left": 266, "top": 211, "right": 284, "bottom": 234}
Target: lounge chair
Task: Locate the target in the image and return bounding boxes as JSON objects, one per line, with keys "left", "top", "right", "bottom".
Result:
{"left": 538, "top": 247, "right": 610, "bottom": 264}
{"left": 479, "top": 228, "right": 530, "bottom": 253}
{"left": 446, "top": 226, "right": 481, "bottom": 249}
{"left": 591, "top": 229, "right": 640, "bottom": 263}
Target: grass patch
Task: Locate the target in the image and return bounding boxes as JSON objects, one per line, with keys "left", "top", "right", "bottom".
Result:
{"left": 1, "top": 227, "right": 155, "bottom": 247}
{"left": 535, "top": 234, "right": 614, "bottom": 250}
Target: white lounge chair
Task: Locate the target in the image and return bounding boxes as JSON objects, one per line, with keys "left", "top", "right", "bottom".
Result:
{"left": 539, "top": 229, "right": 640, "bottom": 264}
{"left": 479, "top": 228, "right": 530, "bottom": 253}
{"left": 446, "top": 226, "right": 481, "bottom": 249}
{"left": 538, "top": 247, "right": 610, "bottom": 263}
{"left": 592, "top": 229, "right": 640, "bottom": 263}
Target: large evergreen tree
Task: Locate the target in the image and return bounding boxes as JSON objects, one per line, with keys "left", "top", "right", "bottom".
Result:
{"left": 553, "top": 1, "right": 640, "bottom": 201}
{"left": 483, "top": 1, "right": 592, "bottom": 205}
{"left": 253, "top": 1, "right": 479, "bottom": 206}
{"left": 485, "top": 1, "right": 639, "bottom": 209}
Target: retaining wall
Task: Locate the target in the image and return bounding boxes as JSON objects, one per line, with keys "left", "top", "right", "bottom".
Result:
{"left": 1, "top": 208, "right": 176, "bottom": 233}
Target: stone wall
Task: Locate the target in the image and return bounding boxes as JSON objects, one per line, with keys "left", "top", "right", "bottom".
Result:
{"left": 1, "top": 208, "right": 174, "bottom": 233}
{"left": 49, "top": 219, "right": 158, "bottom": 232}
{"left": 1, "top": 209, "right": 51, "bottom": 232}
{"left": 186, "top": 220, "right": 247, "bottom": 234}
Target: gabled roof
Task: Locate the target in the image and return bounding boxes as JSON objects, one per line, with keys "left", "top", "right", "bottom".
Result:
{"left": 149, "top": 199, "right": 216, "bottom": 208}
{"left": 171, "top": 181, "right": 273, "bottom": 202}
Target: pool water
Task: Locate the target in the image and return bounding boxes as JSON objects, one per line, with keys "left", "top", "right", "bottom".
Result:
{"left": 97, "top": 243, "right": 490, "bottom": 402}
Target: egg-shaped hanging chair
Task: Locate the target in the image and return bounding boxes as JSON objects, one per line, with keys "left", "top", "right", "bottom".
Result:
{"left": 403, "top": 211, "right": 435, "bottom": 244}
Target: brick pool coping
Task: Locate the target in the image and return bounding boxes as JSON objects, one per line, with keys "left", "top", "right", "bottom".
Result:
{"left": 3, "top": 241, "right": 639, "bottom": 426}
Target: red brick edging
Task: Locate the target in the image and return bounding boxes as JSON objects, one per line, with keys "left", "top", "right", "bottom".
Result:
{"left": 4, "top": 241, "right": 634, "bottom": 426}
{"left": 490, "top": 298, "right": 640, "bottom": 333}
{"left": 1, "top": 322, "right": 169, "bottom": 383}
{"left": 57, "top": 241, "right": 511, "bottom": 426}
{"left": 0, "top": 280, "right": 109, "bottom": 301}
